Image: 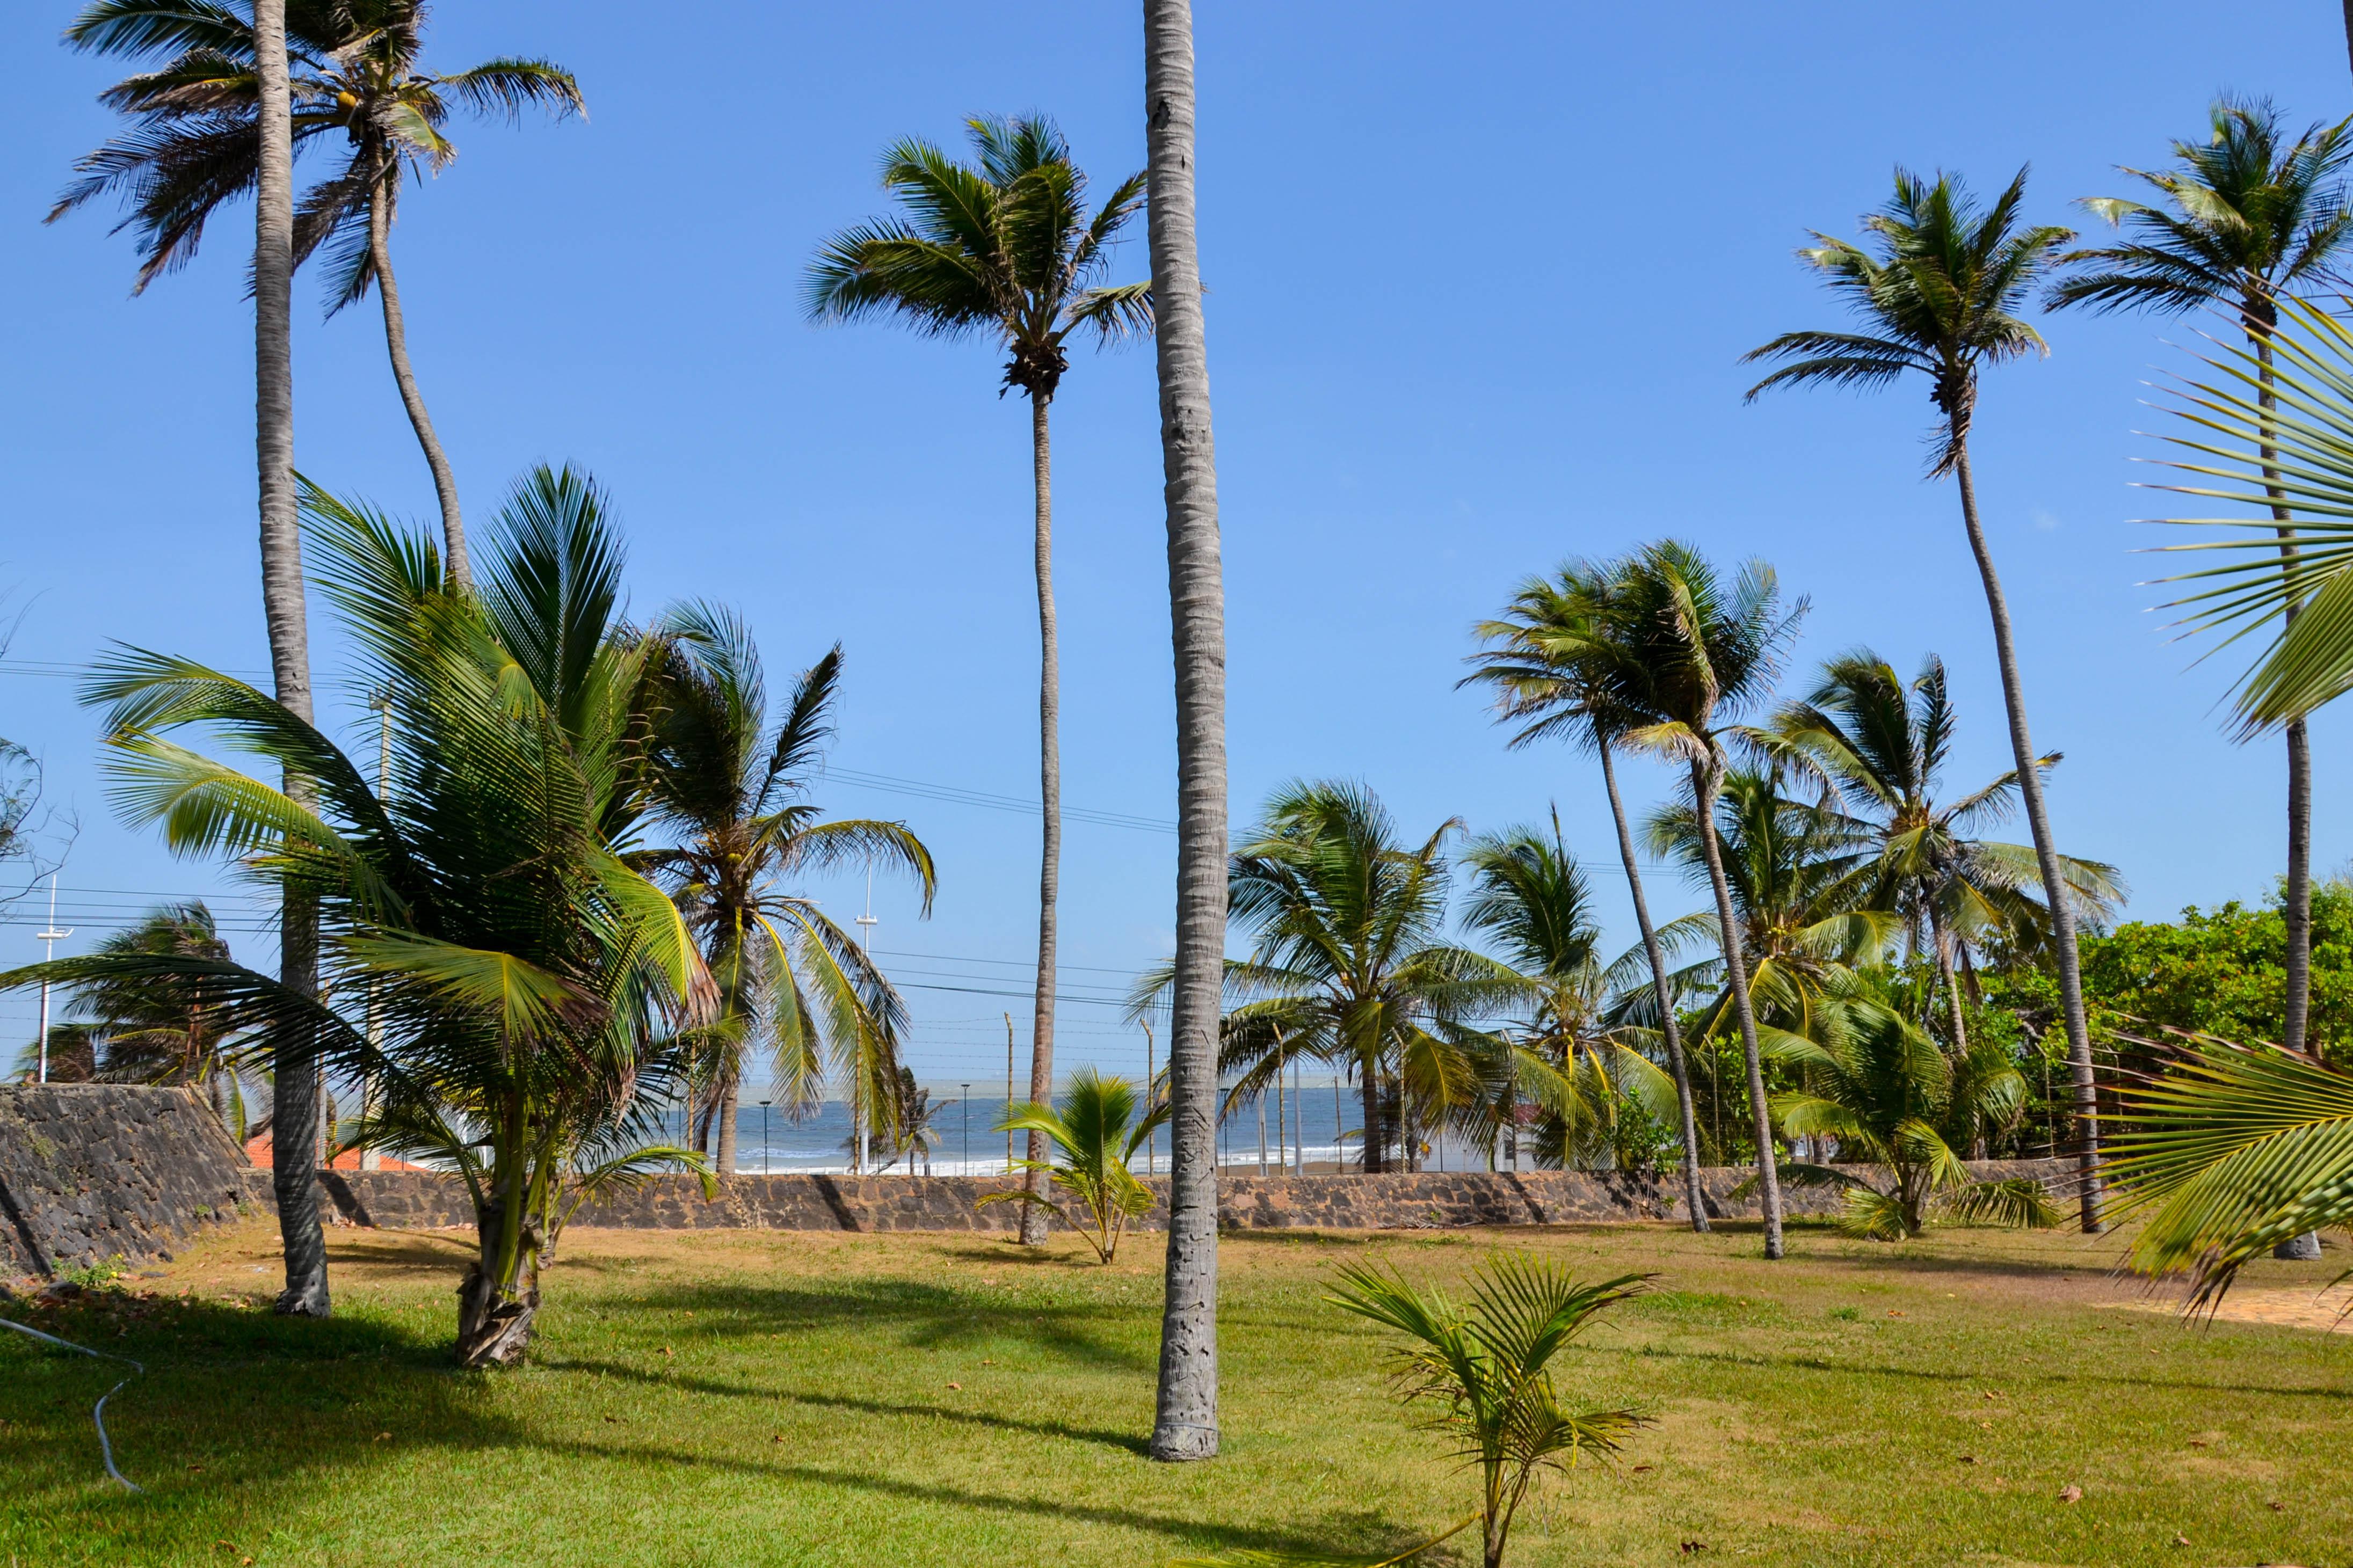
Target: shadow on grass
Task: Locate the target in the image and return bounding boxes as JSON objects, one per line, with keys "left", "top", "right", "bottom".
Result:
{"left": 935, "top": 1242, "right": 1108, "bottom": 1268}
{"left": 523, "top": 1435, "right": 1447, "bottom": 1559}
{"left": 1594, "top": 1333, "right": 2350, "bottom": 1401}
{"left": 629, "top": 1278, "right": 1151, "bottom": 1370}
{"left": 0, "top": 1287, "right": 525, "bottom": 1521}
{"left": 537, "top": 1353, "right": 1153, "bottom": 1455}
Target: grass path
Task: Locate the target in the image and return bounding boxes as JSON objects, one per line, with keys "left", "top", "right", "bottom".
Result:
{"left": 2, "top": 1216, "right": 2345, "bottom": 1566}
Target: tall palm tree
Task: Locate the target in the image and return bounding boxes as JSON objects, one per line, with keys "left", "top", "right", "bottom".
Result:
{"left": 2051, "top": 101, "right": 2351, "bottom": 1096}
{"left": 807, "top": 115, "right": 1149, "bottom": 1244}
{"left": 1595, "top": 543, "right": 1802, "bottom": 1258}
{"left": 1764, "top": 652, "right": 2124, "bottom": 1073}
{"left": 639, "top": 607, "right": 934, "bottom": 1177}
{"left": 63, "top": 902, "right": 255, "bottom": 1139}
{"left": 1465, "top": 565, "right": 1711, "bottom": 1228}
{"left": 9, "top": 465, "right": 714, "bottom": 1365}
{"left": 52, "top": 1, "right": 584, "bottom": 582}
{"left": 261, "top": 0, "right": 324, "bottom": 1318}
{"left": 1742, "top": 169, "right": 2106, "bottom": 1232}
{"left": 1141, "top": 0, "right": 1228, "bottom": 1463}
{"left": 1136, "top": 782, "right": 1517, "bottom": 1176}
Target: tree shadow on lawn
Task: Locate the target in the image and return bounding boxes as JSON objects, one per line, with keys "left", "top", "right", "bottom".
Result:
{"left": 629, "top": 1277, "right": 1151, "bottom": 1370}
{"left": 1593, "top": 1333, "right": 2352, "bottom": 1402}
{"left": 521, "top": 1435, "right": 1453, "bottom": 1562}
{"left": 536, "top": 1354, "right": 1152, "bottom": 1455}
{"left": 0, "top": 1289, "right": 528, "bottom": 1524}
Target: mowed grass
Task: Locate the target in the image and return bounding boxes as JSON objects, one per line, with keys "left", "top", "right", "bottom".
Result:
{"left": 2, "top": 1214, "right": 2347, "bottom": 1567}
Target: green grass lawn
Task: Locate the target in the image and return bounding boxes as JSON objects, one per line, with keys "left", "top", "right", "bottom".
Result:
{"left": 2, "top": 1214, "right": 2345, "bottom": 1567}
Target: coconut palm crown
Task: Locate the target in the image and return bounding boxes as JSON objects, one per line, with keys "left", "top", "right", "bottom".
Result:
{"left": 1742, "top": 168, "right": 2071, "bottom": 473}
{"left": 638, "top": 607, "right": 934, "bottom": 1176}
{"left": 3, "top": 465, "right": 717, "bottom": 1367}
{"left": 1762, "top": 652, "right": 2124, "bottom": 1057}
{"left": 50, "top": 0, "right": 584, "bottom": 580}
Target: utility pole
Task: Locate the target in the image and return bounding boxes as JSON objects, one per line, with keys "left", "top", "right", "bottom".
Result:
{"left": 34, "top": 874, "right": 71, "bottom": 1084}
{"left": 1143, "top": 1020, "right": 1156, "bottom": 1175}
{"left": 1004, "top": 1012, "right": 1015, "bottom": 1176}
{"left": 855, "top": 867, "right": 877, "bottom": 1176}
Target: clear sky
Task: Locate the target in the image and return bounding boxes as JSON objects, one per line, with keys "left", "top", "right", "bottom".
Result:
{"left": 3, "top": 1, "right": 2349, "bottom": 1090}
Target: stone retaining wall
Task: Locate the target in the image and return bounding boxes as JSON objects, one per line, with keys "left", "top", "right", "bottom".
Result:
{"left": 1, "top": 1084, "right": 254, "bottom": 1275}
{"left": 268, "top": 1158, "right": 2076, "bottom": 1236}
{"left": 0, "top": 1085, "right": 2077, "bottom": 1275}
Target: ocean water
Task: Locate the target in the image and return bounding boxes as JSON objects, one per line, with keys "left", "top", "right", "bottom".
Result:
{"left": 679, "top": 1088, "right": 1500, "bottom": 1177}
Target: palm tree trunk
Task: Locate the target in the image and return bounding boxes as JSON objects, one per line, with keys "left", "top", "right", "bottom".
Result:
{"left": 1599, "top": 741, "right": 1709, "bottom": 1232}
{"left": 367, "top": 161, "right": 468, "bottom": 585}
{"left": 714, "top": 1070, "right": 739, "bottom": 1177}
{"left": 1926, "top": 902, "right": 1969, "bottom": 1055}
{"left": 1926, "top": 904, "right": 1983, "bottom": 1156}
{"left": 1360, "top": 1060, "right": 1385, "bottom": 1173}
{"left": 1020, "top": 390, "right": 1061, "bottom": 1247}
{"left": 2252, "top": 331, "right": 2325, "bottom": 1262}
{"left": 1950, "top": 440, "right": 2102, "bottom": 1232}
{"left": 1689, "top": 756, "right": 1784, "bottom": 1259}
{"left": 253, "top": 0, "right": 328, "bottom": 1319}
{"left": 1145, "top": 0, "right": 1226, "bottom": 1463}
{"left": 2343, "top": 0, "right": 2353, "bottom": 84}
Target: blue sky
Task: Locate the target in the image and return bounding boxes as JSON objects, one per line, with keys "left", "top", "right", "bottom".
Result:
{"left": 3, "top": 1, "right": 2348, "bottom": 1089}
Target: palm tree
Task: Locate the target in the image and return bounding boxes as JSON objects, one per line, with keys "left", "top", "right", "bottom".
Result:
{"left": 983, "top": 1068, "right": 1170, "bottom": 1263}
{"left": 1458, "top": 821, "right": 1677, "bottom": 1174}
{"left": 1137, "top": 783, "right": 1516, "bottom": 1177}
{"left": 1596, "top": 542, "right": 1802, "bottom": 1258}
{"left": 1743, "top": 169, "right": 2106, "bottom": 1232}
{"left": 2051, "top": 101, "right": 2351, "bottom": 1098}
{"left": 807, "top": 114, "right": 1149, "bottom": 1248}
{"left": 1765, "top": 652, "right": 2124, "bottom": 1078}
{"left": 1465, "top": 564, "right": 1711, "bottom": 1229}
{"left": 873, "top": 1067, "right": 944, "bottom": 1176}
{"left": 638, "top": 607, "right": 934, "bottom": 1177}
{"left": 1325, "top": 1257, "right": 1652, "bottom": 1568}
{"left": 6, "top": 465, "right": 716, "bottom": 1366}
{"left": 61, "top": 902, "right": 254, "bottom": 1139}
{"left": 1141, "top": 0, "right": 1229, "bottom": 1461}
{"left": 1765, "top": 995, "right": 2058, "bottom": 1241}
{"left": 260, "top": 0, "right": 324, "bottom": 1318}
{"left": 52, "top": 1, "right": 584, "bottom": 582}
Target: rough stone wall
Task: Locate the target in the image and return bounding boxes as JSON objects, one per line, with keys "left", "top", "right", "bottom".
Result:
{"left": 0, "top": 1084, "right": 255, "bottom": 1277}
{"left": 286, "top": 1158, "right": 2078, "bottom": 1236}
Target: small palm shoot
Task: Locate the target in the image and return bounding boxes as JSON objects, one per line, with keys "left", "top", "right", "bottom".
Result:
{"left": 1760, "top": 998, "right": 2059, "bottom": 1240}
{"left": 1327, "top": 1258, "right": 1652, "bottom": 1568}
{"left": 983, "top": 1068, "right": 1168, "bottom": 1262}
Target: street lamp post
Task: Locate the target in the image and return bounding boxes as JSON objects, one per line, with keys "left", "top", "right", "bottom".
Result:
{"left": 854, "top": 869, "right": 878, "bottom": 1176}
{"left": 760, "top": 1100, "right": 772, "bottom": 1176}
